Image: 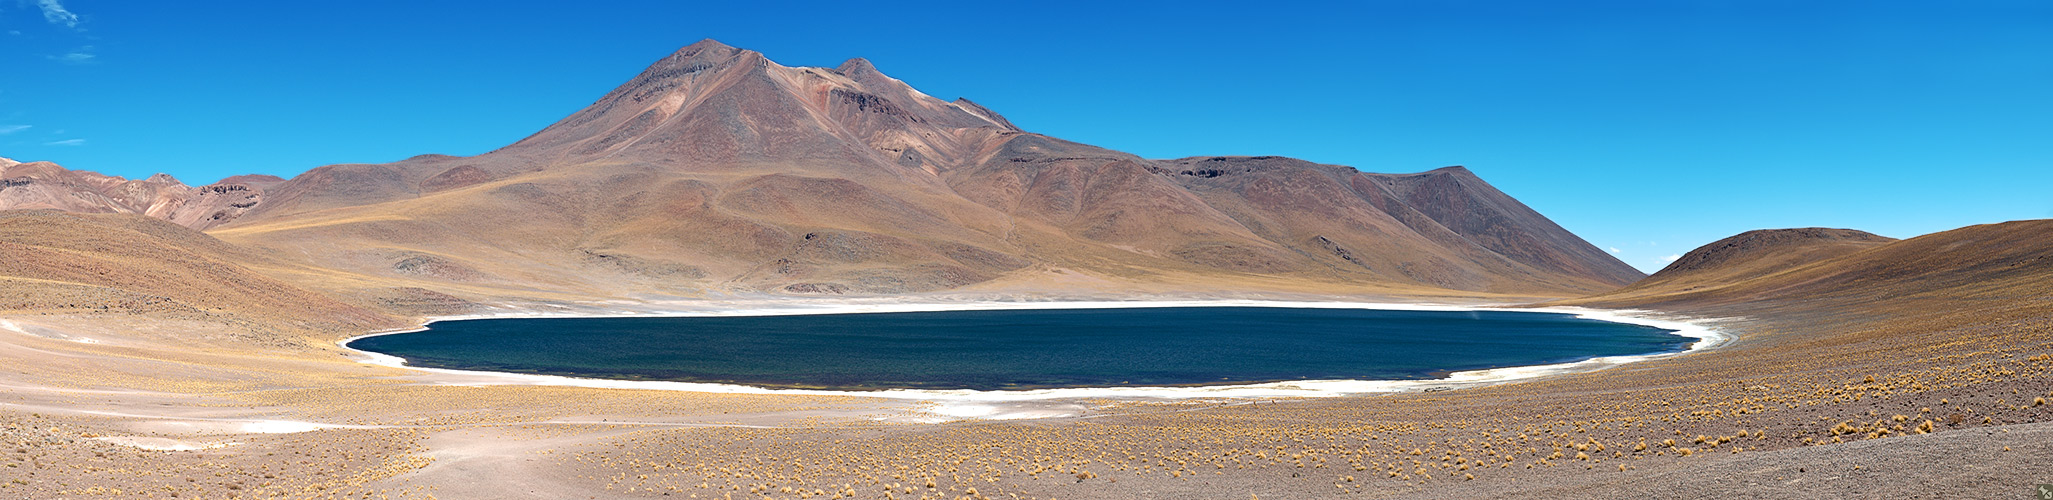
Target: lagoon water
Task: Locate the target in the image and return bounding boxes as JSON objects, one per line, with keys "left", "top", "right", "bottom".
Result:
{"left": 348, "top": 307, "right": 1688, "bottom": 391}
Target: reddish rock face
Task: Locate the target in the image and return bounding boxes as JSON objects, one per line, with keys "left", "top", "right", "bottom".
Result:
{"left": 0, "top": 157, "right": 277, "bottom": 230}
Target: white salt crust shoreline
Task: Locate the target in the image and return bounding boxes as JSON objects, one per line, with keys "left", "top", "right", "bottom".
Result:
{"left": 338, "top": 300, "right": 1729, "bottom": 413}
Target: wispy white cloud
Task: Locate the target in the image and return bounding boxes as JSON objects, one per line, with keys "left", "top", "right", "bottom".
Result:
{"left": 36, "top": 0, "right": 79, "bottom": 28}
{"left": 1608, "top": 247, "right": 1621, "bottom": 254}
{"left": 1660, "top": 254, "right": 1682, "bottom": 263}
{"left": 44, "top": 138, "right": 84, "bottom": 146}
{"left": 0, "top": 125, "right": 28, "bottom": 135}
{"left": 47, "top": 45, "right": 94, "bottom": 64}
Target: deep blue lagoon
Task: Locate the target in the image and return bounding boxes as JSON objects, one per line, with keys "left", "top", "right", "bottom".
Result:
{"left": 347, "top": 307, "right": 1689, "bottom": 391}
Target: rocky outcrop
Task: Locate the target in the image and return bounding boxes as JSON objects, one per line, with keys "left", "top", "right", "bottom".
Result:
{"left": 0, "top": 158, "right": 278, "bottom": 230}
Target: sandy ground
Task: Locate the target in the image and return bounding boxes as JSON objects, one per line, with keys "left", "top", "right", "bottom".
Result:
{"left": 1, "top": 295, "right": 2049, "bottom": 499}
{"left": 1421, "top": 420, "right": 2053, "bottom": 499}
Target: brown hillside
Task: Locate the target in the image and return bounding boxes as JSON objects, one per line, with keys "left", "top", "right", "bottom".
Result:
{"left": 1567, "top": 227, "right": 1895, "bottom": 305}
{"left": 1564, "top": 221, "right": 2047, "bottom": 309}
{"left": 0, "top": 211, "right": 401, "bottom": 344}
{"left": 1656, "top": 228, "right": 1894, "bottom": 277}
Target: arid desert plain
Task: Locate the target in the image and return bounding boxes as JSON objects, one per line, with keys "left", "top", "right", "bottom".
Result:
{"left": 3, "top": 37, "right": 2050, "bottom": 500}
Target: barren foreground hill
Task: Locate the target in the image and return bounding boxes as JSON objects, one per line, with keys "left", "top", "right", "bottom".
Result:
{"left": 0, "top": 211, "right": 402, "bottom": 344}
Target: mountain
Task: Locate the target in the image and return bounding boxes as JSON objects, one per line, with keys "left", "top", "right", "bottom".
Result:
{"left": 27, "top": 40, "right": 1645, "bottom": 298}
{"left": 1564, "top": 222, "right": 2048, "bottom": 308}
{"left": 0, "top": 157, "right": 278, "bottom": 230}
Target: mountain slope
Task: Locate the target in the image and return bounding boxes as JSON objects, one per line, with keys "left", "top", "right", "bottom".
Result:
{"left": 1564, "top": 221, "right": 2046, "bottom": 308}
{"left": 161, "top": 40, "right": 1638, "bottom": 297}
{"left": 0, "top": 211, "right": 402, "bottom": 344}
{"left": 1151, "top": 158, "right": 1641, "bottom": 290}
{"left": 1574, "top": 227, "right": 1895, "bottom": 305}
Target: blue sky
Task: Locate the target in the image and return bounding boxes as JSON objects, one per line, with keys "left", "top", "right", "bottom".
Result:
{"left": 3, "top": 1, "right": 2047, "bottom": 273}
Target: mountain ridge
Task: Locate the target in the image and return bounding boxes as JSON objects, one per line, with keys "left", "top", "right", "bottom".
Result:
{"left": 9, "top": 39, "right": 1644, "bottom": 298}
{"left": 0, "top": 157, "right": 270, "bottom": 230}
